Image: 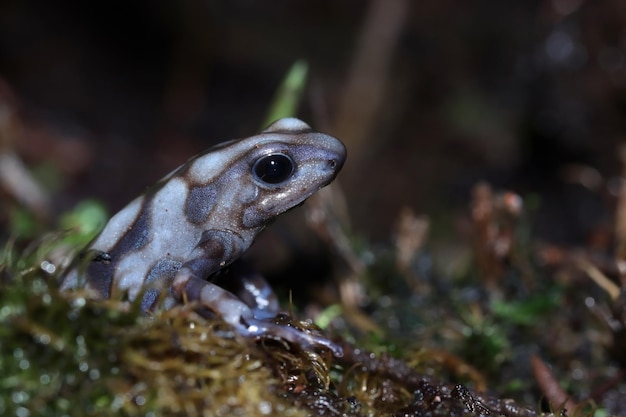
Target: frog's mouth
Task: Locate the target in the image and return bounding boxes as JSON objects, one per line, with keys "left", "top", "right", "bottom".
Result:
{"left": 274, "top": 197, "right": 307, "bottom": 216}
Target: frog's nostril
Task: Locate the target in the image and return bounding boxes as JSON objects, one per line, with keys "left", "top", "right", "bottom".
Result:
{"left": 328, "top": 158, "right": 345, "bottom": 172}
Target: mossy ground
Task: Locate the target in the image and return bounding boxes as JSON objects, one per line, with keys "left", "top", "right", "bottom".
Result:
{"left": 0, "top": 269, "right": 311, "bottom": 417}
{"left": 0, "top": 237, "right": 554, "bottom": 417}
{"left": 3, "top": 187, "right": 622, "bottom": 416}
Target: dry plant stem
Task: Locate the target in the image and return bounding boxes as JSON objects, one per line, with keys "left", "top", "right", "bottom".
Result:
{"left": 530, "top": 354, "right": 578, "bottom": 414}
{"left": 306, "top": 185, "right": 362, "bottom": 276}
{"left": 394, "top": 207, "right": 429, "bottom": 272}
{"left": 306, "top": 188, "right": 382, "bottom": 334}
{"left": 0, "top": 85, "right": 50, "bottom": 219}
{"left": 471, "top": 182, "right": 504, "bottom": 290}
{"left": 333, "top": 0, "right": 409, "bottom": 160}
{"left": 470, "top": 183, "right": 527, "bottom": 292}
{"left": 0, "top": 152, "right": 51, "bottom": 219}
{"left": 576, "top": 257, "right": 621, "bottom": 301}
{"left": 306, "top": 186, "right": 365, "bottom": 282}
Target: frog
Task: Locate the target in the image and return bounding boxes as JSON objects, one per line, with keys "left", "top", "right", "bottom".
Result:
{"left": 61, "top": 118, "right": 346, "bottom": 356}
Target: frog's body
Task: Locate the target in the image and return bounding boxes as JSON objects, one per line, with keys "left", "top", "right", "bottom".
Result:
{"left": 62, "top": 118, "right": 346, "bottom": 355}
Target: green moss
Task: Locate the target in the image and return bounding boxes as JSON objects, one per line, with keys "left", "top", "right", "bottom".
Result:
{"left": 0, "top": 268, "right": 315, "bottom": 417}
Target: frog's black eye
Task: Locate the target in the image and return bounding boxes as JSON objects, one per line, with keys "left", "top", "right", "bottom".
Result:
{"left": 252, "top": 153, "right": 295, "bottom": 184}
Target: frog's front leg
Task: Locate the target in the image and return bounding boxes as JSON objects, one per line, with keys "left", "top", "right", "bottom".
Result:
{"left": 214, "top": 261, "right": 281, "bottom": 320}
{"left": 170, "top": 229, "right": 248, "bottom": 322}
{"left": 171, "top": 229, "right": 343, "bottom": 356}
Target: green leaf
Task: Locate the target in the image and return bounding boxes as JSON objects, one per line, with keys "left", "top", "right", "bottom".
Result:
{"left": 263, "top": 60, "right": 309, "bottom": 126}
{"left": 491, "top": 291, "right": 562, "bottom": 326}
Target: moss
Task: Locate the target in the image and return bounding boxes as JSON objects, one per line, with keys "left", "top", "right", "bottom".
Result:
{"left": 0, "top": 267, "right": 313, "bottom": 417}
{"left": 0, "top": 219, "right": 557, "bottom": 417}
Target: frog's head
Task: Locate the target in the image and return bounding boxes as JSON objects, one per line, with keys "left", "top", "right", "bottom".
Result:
{"left": 182, "top": 118, "right": 346, "bottom": 233}
{"left": 236, "top": 118, "right": 346, "bottom": 230}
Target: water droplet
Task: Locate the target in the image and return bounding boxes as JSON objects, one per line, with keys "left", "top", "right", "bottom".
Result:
{"left": 40, "top": 260, "right": 56, "bottom": 274}
{"left": 15, "top": 406, "right": 30, "bottom": 417}
{"left": 73, "top": 297, "right": 86, "bottom": 308}
{"left": 89, "top": 369, "right": 100, "bottom": 380}
{"left": 12, "top": 391, "right": 29, "bottom": 404}
{"left": 38, "top": 334, "right": 51, "bottom": 345}
{"left": 258, "top": 401, "right": 272, "bottom": 415}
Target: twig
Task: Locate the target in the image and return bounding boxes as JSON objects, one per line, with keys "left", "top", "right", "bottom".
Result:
{"left": 530, "top": 354, "right": 578, "bottom": 414}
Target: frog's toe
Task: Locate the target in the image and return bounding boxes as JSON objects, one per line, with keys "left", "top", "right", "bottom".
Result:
{"left": 241, "top": 317, "right": 343, "bottom": 357}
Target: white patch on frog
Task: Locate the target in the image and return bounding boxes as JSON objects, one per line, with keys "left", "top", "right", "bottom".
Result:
{"left": 188, "top": 133, "right": 310, "bottom": 187}
{"left": 115, "top": 253, "right": 152, "bottom": 299}
{"left": 90, "top": 197, "right": 144, "bottom": 251}
{"left": 114, "top": 253, "right": 183, "bottom": 301}
{"left": 147, "top": 178, "right": 203, "bottom": 254}
{"left": 186, "top": 138, "right": 267, "bottom": 185}
{"left": 263, "top": 118, "right": 311, "bottom": 133}
{"left": 235, "top": 180, "right": 259, "bottom": 206}
{"left": 187, "top": 151, "right": 233, "bottom": 185}
{"left": 106, "top": 178, "right": 198, "bottom": 299}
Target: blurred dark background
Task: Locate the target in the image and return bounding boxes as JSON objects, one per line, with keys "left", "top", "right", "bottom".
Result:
{"left": 1, "top": 0, "right": 625, "bottom": 246}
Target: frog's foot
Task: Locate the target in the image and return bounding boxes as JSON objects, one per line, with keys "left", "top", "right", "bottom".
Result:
{"left": 239, "top": 316, "right": 343, "bottom": 357}
{"left": 179, "top": 274, "right": 343, "bottom": 357}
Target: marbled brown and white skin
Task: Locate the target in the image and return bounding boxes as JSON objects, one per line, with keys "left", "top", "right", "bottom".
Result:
{"left": 62, "top": 118, "right": 346, "bottom": 356}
